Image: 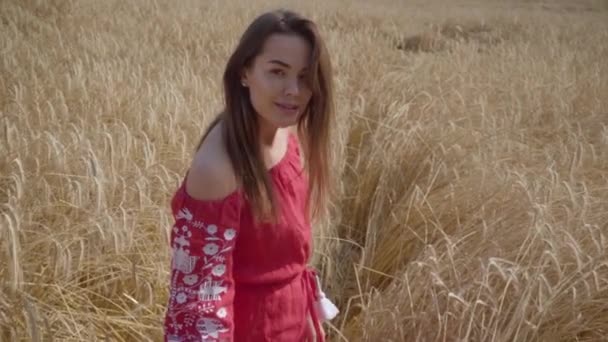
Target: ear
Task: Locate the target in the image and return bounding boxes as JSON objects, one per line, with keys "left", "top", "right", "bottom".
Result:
{"left": 240, "top": 68, "right": 250, "bottom": 88}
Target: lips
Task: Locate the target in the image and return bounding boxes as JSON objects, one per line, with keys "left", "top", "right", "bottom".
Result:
{"left": 275, "top": 102, "right": 299, "bottom": 111}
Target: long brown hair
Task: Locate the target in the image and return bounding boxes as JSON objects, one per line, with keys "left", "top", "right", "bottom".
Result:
{"left": 197, "top": 9, "right": 334, "bottom": 223}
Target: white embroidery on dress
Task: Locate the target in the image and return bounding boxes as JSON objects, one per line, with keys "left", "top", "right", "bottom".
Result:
{"left": 168, "top": 206, "right": 238, "bottom": 339}
{"left": 192, "top": 221, "right": 205, "bottom": 229}
{"left": 176, "top": 292, "right": 188, "bottom": 304}
{"left": 203, "top": 243, "right": 220, "bottom": 256}
{"left": 224, "top": 229, "right": 236, "bottom": 240}
{"left": 200, "top": 302, "right": 215, "bottom": 314}
{"left": 211, "top": 264, "right": 226, "bottom": 277}
{"left": 172, "top": 228, "right": 198, "bottom": 274}
{"left": 183, "top": 274, "right": 198, "bottom": 286}
{"left": 176, "top": 208, "right": 193, "bottom": 221}
{"left": 196, "top": 317, "right": 228, "bottom": 339}
{"left": 207, "top": 224, "right": 218, "bottom": 234}
{"left": 166, "top": 334, "right": 181, "bottom": 342}
{"left": 216, "top": 307, "right": 227, "bottom": 319}
{"left": 199, "top": 280, "right": 228, "bottom": 301}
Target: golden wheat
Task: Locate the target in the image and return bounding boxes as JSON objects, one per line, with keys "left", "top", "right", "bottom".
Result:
{"left": 1, "top": 0, "right": 607, "bottom": 341}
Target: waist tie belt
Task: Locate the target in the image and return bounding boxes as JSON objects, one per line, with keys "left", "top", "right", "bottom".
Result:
{"left": 303, "top": 267, "right": 340, "bottom": 342}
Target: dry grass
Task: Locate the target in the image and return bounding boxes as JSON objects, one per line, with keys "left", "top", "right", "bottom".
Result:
{"left": 1, "top": 0, "right": 608, "bottom": 341}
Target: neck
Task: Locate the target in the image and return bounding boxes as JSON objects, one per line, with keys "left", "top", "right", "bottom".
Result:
{"left": 258, "top": 120, "right": 280, "bottom": 147}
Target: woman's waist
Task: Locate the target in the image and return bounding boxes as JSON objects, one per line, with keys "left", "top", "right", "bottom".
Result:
{"left": 233, "top": 266, "right": 321, "bottom": 313}
{"left": 234, "top": 264, "right": 308, "bottom": 288}
{"left": 232, "top": 266, "right": 319, "bottom": 317}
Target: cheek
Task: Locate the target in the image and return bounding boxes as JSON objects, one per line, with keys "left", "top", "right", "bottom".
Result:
{"left": 263, "top": 73, "right": 284, "bottom": 94}
{"left": 248, "top": 78, "right": 278, "bottom": 113}
{"left": 301, "top": 90, "right": 313, "bottom": 104}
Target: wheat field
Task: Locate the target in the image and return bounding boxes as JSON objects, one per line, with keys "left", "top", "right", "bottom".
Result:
{"left": 1, "top": 0, "right": 608, "bottom": 341}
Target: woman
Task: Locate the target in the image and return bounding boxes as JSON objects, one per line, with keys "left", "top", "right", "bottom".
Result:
{"left": 163, "top": 9, "right": 339, "bottom": 342}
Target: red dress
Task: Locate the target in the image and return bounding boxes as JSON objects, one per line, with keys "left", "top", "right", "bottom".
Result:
{"left": 164, "top": 133, "right": 327, "bottom": 341}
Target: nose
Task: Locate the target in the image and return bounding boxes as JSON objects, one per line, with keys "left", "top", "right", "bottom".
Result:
{"left": 284, "top": 77, "right": 300, "bottom": 96}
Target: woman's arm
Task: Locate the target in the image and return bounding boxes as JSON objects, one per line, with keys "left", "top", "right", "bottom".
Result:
{"left": 164, "top": 126, "right": 240, "bottom": 341}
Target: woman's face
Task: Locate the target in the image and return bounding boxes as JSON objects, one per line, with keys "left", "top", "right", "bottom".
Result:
{"left": 241, "top": 33, "right": 313, "bottom": 130}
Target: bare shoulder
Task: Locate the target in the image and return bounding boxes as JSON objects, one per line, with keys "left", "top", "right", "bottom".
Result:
{"left": 185, "top": 123, "right": 238, "bottom": 201}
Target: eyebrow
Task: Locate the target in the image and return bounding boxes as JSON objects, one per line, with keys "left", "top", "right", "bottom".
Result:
{"left": 268, "top": 59, "right": 291, "bottom": 68}
{"left": 268, "top": 59, "right": 308, "bottom": 71}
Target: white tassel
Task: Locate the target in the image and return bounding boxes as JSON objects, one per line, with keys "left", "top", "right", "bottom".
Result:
{"left": 315, "top": 292, "right": 340, "bottom": 321}
{"left": 314, "top": 275, "right": 340, "bottom": 321}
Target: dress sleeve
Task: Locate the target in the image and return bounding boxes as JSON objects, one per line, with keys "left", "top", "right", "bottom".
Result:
{"left": 164, "top": 189, "right": 241, "bottom": 342}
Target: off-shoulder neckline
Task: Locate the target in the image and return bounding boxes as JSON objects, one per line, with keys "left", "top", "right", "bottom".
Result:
{"left": 178, "top": 132, "right": 298, "bottom": 206}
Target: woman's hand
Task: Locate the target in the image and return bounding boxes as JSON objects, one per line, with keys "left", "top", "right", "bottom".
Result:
{"left": 306, "top": 312, "right": 325, "bottom": 341}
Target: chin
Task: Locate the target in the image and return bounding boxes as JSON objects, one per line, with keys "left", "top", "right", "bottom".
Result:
{"left": 272, "top": 121, "right": 297, "bottom": 129}
{"left": 271, "top": 115, "right": 299, "bottom": 128}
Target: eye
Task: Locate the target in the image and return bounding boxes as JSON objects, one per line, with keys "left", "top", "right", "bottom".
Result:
{"left": 299, "top": 70, "right": 311, "bottom": 80}
{"left": 299, "top": 73, "right": 311, "bottom": 86}
{"left": 271, "top": 69, "right": 285, "bottom": 76}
